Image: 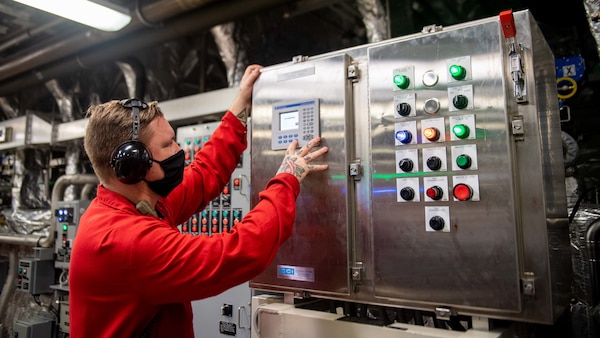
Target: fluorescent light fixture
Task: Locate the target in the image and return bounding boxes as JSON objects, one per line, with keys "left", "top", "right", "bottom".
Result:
{"left": 13, "top": 0, "right": 132, "bottom": 32}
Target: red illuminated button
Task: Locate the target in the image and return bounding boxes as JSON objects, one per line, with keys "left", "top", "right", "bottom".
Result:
{"left": 233, "top": 178, "right": 241, "bottom": 188}
{"left": 182, "top": 225, "right": 188, "bottom": 232}
{"left": 201, "top": 226, "right": 207, "bottom": 232}
{"left": 453, "top": 183, "right": 473, "bottom": 201}
{"left": 426, "top": 186, "right": 443, "bottom": 200}
{"left": 223, "top": 187, "right": 229, "bottom": 194}
{"left": 212, "top": 226, "right": 217, "bottom": 233}
{"left": 191, "top": 226, "right": 197, "bottom": 232}
{"left": 423, "top": 127, "right": 440, "bottom": 141}
{"left": 201, "top": 218, "right": 207, "bottom": 225}
{"left": 212, "top": 218, "right": 217, "bottom": 225}
{"left": 234, "top": 218, "right": 240, "bottom": 224}
{"left": 223, "top": 218, "right": 229, "bottom": 225}
{"left": 185, "top": 153, "right": 191, "bottom": 161}
{"left": 223, "top": 227, "right": 229, "bottom": 233}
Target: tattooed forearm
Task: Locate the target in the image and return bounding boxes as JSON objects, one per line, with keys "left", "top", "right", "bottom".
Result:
{"left": 277, "top": 156, "right": 306, "bottom": 179}
{"left": 235, "top": 108, "right": 248, "bottom": 126}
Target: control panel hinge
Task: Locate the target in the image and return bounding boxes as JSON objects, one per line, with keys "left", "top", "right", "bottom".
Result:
{"left": 521, "top": 272, "right": 536, "bottom": 296}
{"left": 292, "top": 55, "right": 309, "bottom": 63}
{"left": 434, "top": 306, "right": 456, "bottom": 320}
{"left": 351, "top": 262, "right": 363, "bottom": 282}
{"left": 349, "top": 160, "right": 362, "bottom": 181}
{"left": 421, "top": 24, "right": 442, "bottom": 34}
{"left": 509, "top": 43, "right": 528, "bottom": 103}
{"left": 511, "top": 115, "right": 524, "bottom": 141}
{"left": 347, "top": 64, "right": 359, "bottom": 81}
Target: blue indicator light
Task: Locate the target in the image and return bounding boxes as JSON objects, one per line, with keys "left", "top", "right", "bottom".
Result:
{"left": 395, "top": 130, "right": 412, "bottom": 144}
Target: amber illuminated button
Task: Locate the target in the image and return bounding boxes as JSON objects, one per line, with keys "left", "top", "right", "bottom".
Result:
{"left": 399, "top": 187, "right": 415, "bottom": 201}
{"left": 452, "top": 124, "right": 470, "bottom": 139}
{"left": 426, "top": 186, "right": 443, "bottom": 200}
{"left": 398, "top": 158, "right": 414, "bottom": 172}
{"left": 423, "top": 127, "right": 440, "bottom": 142}
{"left": 453, "top": 183, "right": 473, "bottom": 201}
{"left": 396, "top": 102, "right": 411, "bottom": 116}
{"left": 452, "top": 95, "right": 469, "bottom": 109}
{"left": 449, "top": 64, "right": 467, "bottom": 80}
{"left": 395, "top": 130, "right": 412, "bottom": 144}
{"left": 456, "top": 154, "right": 472, "bottom": 169}
{"left": 393, "top": 74, "right": 410, "bottom": 89}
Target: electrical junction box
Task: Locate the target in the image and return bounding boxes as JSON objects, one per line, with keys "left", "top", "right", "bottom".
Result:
{"left": 13, "top": 316, "right": 53, "bottom": 338}
{"left": 17, "top": 258, "right": 55, "bottom": 294}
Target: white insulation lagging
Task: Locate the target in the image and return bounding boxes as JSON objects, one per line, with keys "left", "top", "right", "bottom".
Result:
{"left": 211, "top": 23, "right": 248, "bottom": 87}
{"left": 356, "top": 0, "right": 389, "bottom": 42}
{"left": 584, "top": 0, "right": 600, "bottom": 61}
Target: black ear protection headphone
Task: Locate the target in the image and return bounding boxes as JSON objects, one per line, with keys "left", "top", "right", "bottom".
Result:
{"left": 110, "top": 98, "right": 152, "bottom": 184}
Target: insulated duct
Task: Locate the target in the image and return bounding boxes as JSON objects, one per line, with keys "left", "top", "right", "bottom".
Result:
{"left": 211, "top": 23, "right": 248, "bottom": 86}
{"left": 584, "top": 0, "right": 600, "bottom": 60}
{"left": 0, "top": 0, "right": 297, "bottom": 97}
{"left": 0, "top": 0, "right": 221, "bottom": 83}
{"left": 356, "top": 0, "right": 389, "bottom": 42}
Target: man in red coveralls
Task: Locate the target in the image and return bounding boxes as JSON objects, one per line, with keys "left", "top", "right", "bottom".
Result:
{"left": 69, "top": 64, "right": 328, "bottom": 337}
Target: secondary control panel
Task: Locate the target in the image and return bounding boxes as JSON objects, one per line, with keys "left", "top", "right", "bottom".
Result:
{"left": 270, "top": 98, "right": 320, "bottom": 150}
{"left": 390, "top": 56, "right": 481, "bottom": 232}
{"left": 176, "top": 121, "right": 250, "bottom": 236}
{"left": 54, "top": 200, "right": 90, "bottom": 270}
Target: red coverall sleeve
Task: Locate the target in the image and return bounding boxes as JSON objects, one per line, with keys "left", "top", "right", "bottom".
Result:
{"left": 129, "top": 173, "right": 300, "bottom": 304}
{"left": 165, "top": 111, "right": 247, "bottom": 225}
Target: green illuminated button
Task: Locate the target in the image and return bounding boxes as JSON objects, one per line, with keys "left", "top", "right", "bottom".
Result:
{"left": 449, "top": 64, "right": 466, "bottom": 80}
{"left": 393, "top": 74, "right": 410, "bottom": 89}
{"left": 62, "top": 224, "right": 68, "bottom": 231}
{"left": 456, "top": 154, "right": 472, "bottom": 169}
{"left": 452, "top": 124, "right": 470, "bottom": 139}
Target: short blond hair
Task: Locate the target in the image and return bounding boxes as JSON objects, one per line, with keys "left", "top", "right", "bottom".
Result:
{"left": 83, "top": 100, "right": 163, "bottom": 182}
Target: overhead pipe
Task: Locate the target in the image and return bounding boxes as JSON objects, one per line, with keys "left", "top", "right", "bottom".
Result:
{"left": 0, "top": 0, "right": 297, "bottom": 97}
{"left": 0, "top": 18, "right": 65, "bottom": 53}
{"left": 0, "top": 249, "right": 18, "bottom": 329}
{"left": 0, "top": 0, "right": 221, "bottom": 83}
{"left": 0, "top": 174, "right": 98, "bottom": 247}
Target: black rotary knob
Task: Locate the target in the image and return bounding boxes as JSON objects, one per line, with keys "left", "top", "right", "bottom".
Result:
{"left": 399, "top": 187, "right": 415, "bottom": 201}
{"left": 429, "top": 216, "right": 445, "bottom": 231}
{"left": 398, "top": 158, "right": 414, "bottom": 172}
{"left": 426, "top": 156, "right": 442, "bottom": 171}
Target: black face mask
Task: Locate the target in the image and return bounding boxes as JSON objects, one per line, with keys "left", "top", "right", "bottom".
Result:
{"left": 145, "top": 149, "right": 185, "bottom": 197}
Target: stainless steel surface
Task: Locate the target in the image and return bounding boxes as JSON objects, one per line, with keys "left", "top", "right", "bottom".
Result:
{"left": 250, "top": 54, "right": 353, "bottom": 296}
{"left": 249, "top": 10, "right": 570, "bottom": 324}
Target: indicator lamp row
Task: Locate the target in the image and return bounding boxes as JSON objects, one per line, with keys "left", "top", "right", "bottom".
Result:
{"left": 396, "top": 94, "right": 470, "bottom": 117}
{"left": 398, "top": 153, "right": 473, "bottom": 172}
{"left": 393, "top": 64, "right": 467, "bottom": 90}
{"left": 399, "top": 183, "right": 474, "bottom": 202}
{"left": 395, "top": 124, "right": 470, "bottom": 144}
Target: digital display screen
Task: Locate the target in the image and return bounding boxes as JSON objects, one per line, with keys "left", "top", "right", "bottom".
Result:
{"left": 280, "top": 111, "right": 299, "bottom": 131}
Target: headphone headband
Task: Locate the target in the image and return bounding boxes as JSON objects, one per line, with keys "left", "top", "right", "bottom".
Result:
{"left": 111, "top": 98, "right": 152, "bottom": 184}
{"left": 120, "top": 98, "right": 148, "bottom": 141}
